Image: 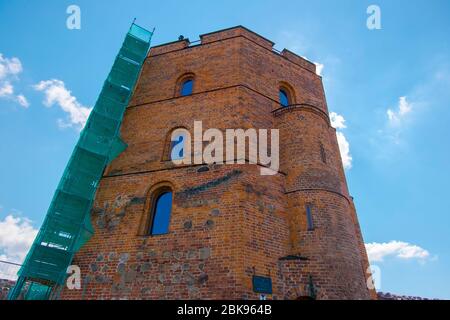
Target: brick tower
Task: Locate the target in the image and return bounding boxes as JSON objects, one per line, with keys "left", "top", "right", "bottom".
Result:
{"left": 60, "top": 26, "right": 376, "bottom": 300}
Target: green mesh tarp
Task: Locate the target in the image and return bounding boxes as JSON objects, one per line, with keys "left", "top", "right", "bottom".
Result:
{"left": 8, "top": 23, "right": 152, "bottom": 300}
{"left": 24, "top": 283, "right": 53, "bottom": 300}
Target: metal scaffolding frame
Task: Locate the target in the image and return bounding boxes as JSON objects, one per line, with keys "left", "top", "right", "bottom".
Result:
{"left": 8, "top": 22, "right": 153, "bottom": 300}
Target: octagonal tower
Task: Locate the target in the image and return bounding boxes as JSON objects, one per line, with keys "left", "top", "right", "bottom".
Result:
{"left": 60, "top": 26, "right": 375, "bottom": 300}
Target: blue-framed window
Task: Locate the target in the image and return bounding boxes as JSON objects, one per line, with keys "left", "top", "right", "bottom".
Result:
{"left": 306, "top": 205, "right": 314, "bottom": 231}
{"left": 279, "top": 89, "right": 290, "bottom": 107}
{"left": 180, "top": 79, "right": 194, "bottom": 96}
{"left": 150, "top": 191, "right": 173, "bottom": 235}
{"left": 170, "top": 133, "right": 185, "bottom": 160}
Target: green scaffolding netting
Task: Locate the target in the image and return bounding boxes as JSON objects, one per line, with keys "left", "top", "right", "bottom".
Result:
{"left": 8, "top": 23, "right": 153, "bottom": 300}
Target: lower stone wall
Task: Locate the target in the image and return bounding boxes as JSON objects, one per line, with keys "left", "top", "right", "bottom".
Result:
{"left": 286, "top": 190, "right": 372, "bottom": 300}
{"left": 59, "top": 164, "right": 288, "bottom": 300}
{"left": 276, "top": 258, "right": 311, "bottom": 300}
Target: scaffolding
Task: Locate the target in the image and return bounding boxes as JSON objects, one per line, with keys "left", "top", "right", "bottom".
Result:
{"left": 7, "top": 23, "right": 153, "bottom": 300}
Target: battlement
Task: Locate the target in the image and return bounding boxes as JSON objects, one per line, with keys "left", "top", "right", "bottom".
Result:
{"left": 200, "top": 25, "right": 274, "bottom": 49}
{"left": 148, "top": 26, "right": 316, "bottom": 74}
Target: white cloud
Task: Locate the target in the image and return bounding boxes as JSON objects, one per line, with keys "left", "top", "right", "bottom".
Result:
{"left": 330, "top": 111, "right": 352, "bottom": 169}
{"left": 0, "top": 214, "right": 38, "bottom": 280}
{"left": 365, "top": 240, "right": 430, "bottom": 262}
{"left": 330, "top": 111, "right": 347, "bottom": 129}
{"left": 0, "top": 53, "right": 29, "bottom": 108}
{"left": 0, "top": 215, "right": 37, "bottom": 262}
{"left": 16, "top": 94, "right": 29, "bottom": 108}
{"left": 387, "top": 96, "right": 412, "bottom": 125}
{"left": 33, "top": 79, "right": 92, "bottom": 130}
{"left": 336, "top": 131, "right": 352, "bottom": 169}
{"left": 376, "top": 96, "right": 414, "bottom": 146}
{"left": 0, "top": 54, "right": 22, "bottom": 79}
{"left": 0, "top": 82, "right": 13, "bottom": 97}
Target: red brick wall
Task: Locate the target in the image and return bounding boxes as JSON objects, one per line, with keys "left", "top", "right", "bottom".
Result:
{"left": 60, "top": 26, "right": 374, "bottom": 300}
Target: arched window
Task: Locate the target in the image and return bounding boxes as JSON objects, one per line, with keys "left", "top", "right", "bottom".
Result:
{"left": 163, "top": 127, "right": 190, "bottom": 162}
{"left": 279, "top": 83, "right": 295, "bottom": 107}
{"left": 279, "top": 89, "right": 290, "bottom": 107}
{"left": 180, "top": 78, "right": 194, "bottom": 96}
{"left": 149, "top": 189, "right": 173, "bottom": 235}
{"left": 171, "top": 132, "right": 186, "bottom": 160}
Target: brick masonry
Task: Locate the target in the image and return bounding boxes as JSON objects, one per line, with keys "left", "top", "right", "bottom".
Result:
{"left": 59, "top": 26, "right": 376, "bottom": 300}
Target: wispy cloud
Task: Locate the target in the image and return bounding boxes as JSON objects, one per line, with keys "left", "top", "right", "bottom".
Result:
{"left": 0, "top": 53, "right": 29, "bottom": 108}
{"left": 375, "top": 66, "right": 450, "bottom": 149}
{"left": 330, "top": 111, "right": 352, "bottom": 169}
{"left": 33, "top": 79, "right": 92, "bottom": 130}
{"left": 16, "top": 94, "right": 29, "bottom": 108}
{"left": 387, "top": 96, "right": 412, "bottom": 126}
{"left": 365, "top": 240, "right": 431, "bottom": 263}
{"left": 0, "top": 213, "right": 38, "bottom": 280}
{"left": 372, "top": 95, "right": 416, "bottom": 149}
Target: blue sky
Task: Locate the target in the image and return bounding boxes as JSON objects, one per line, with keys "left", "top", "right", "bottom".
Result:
{"left": 1, "top": 0, "right": 449, "bottom": 298}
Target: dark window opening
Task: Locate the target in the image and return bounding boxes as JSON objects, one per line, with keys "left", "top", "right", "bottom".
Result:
{"left": 150, "top": 191, "right": 173, "bottom": 235}
{"left": 180, "top": 79, "right": 194, "bottom": 96}
{"left": 279, "top": 89, "right": 289, "bottom": 107}
{"left": 170, "top": 133, "right": 185, "bottom": 160}
{"left": 306, "top": 205, "right": 314, "bottom": 231}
